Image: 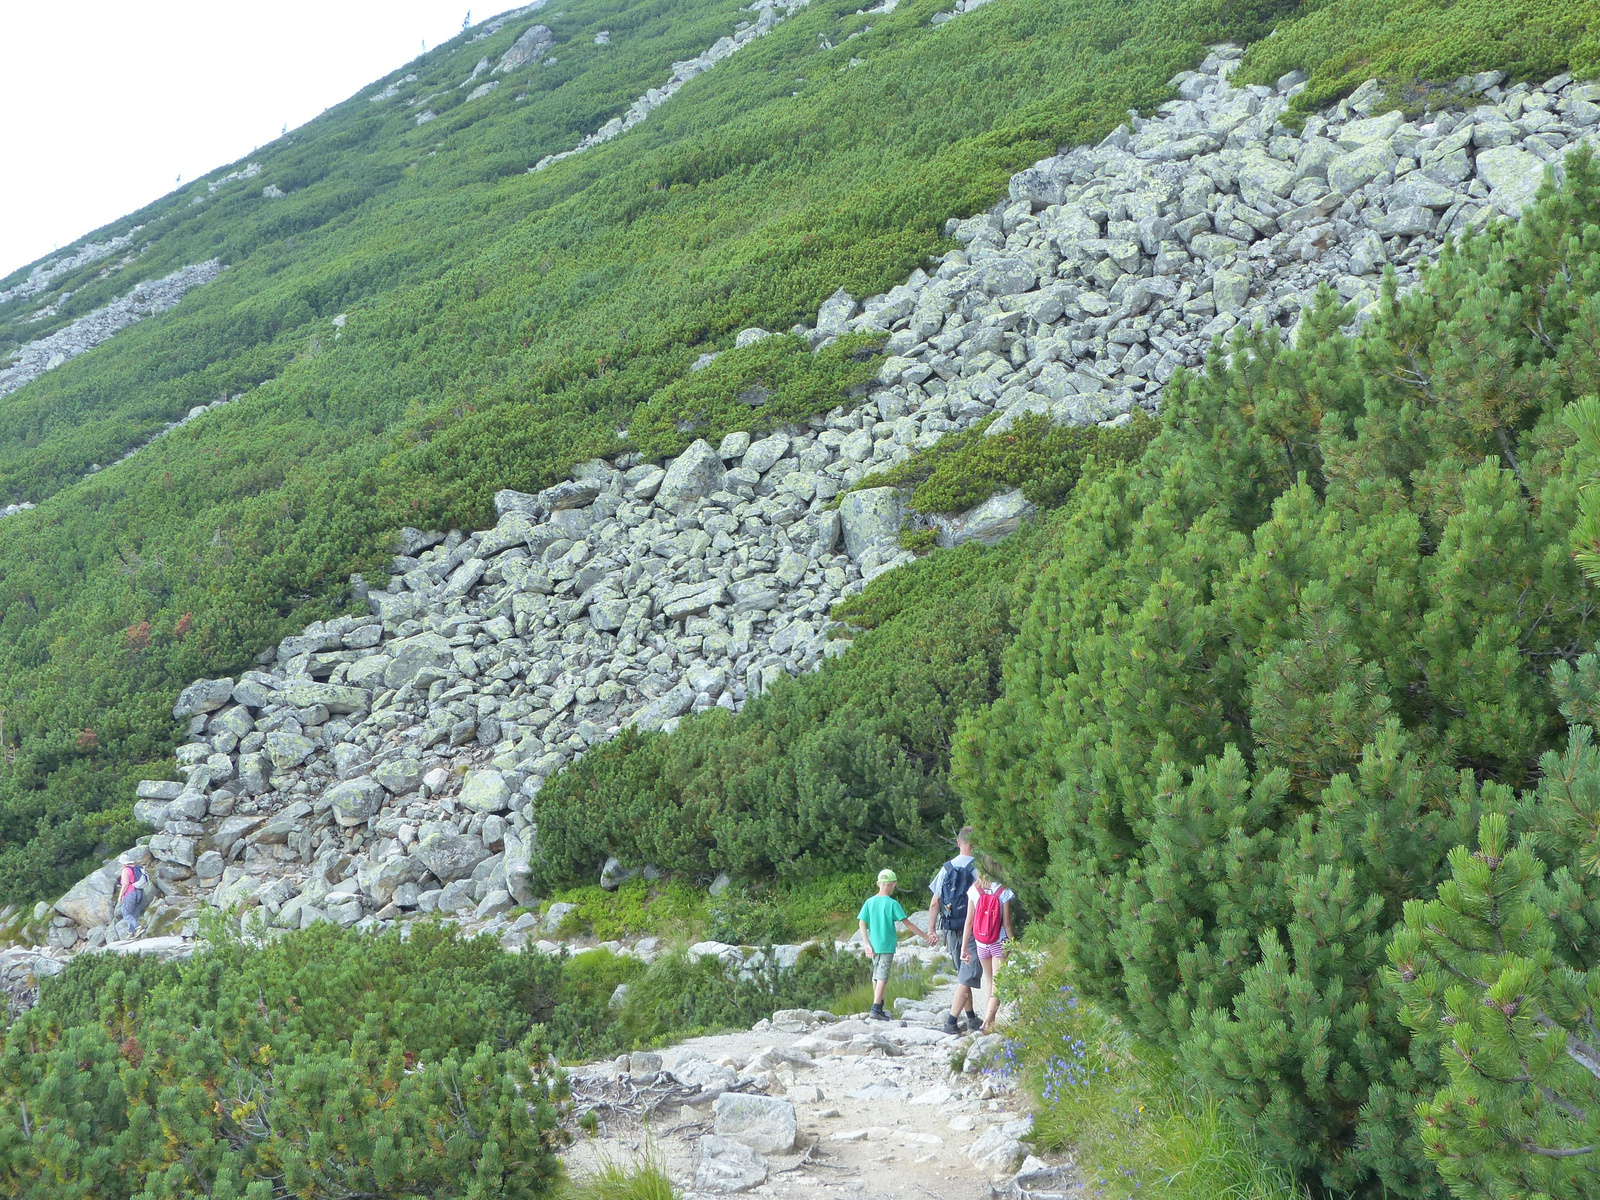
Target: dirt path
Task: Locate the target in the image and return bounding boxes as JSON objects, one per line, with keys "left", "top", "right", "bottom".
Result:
{"left": 559, "top": 965, "right": 1074, "bottom": 1198}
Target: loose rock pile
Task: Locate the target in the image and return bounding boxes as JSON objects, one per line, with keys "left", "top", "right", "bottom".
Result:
{"left": 532, "top": 0, "right": 813, "bottom": 172}
{"left": 0, "top": 227, "right": 144, "bottom": 307}
{"left": 22, "top": 49, "right": 1597, "bottom": 972}
{"left": 0, "top": 259, "right": 225, "bottom": 399}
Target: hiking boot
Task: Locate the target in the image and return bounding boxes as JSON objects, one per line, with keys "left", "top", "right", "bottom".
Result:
{"left": 964, "top": 1012, "right": 984, "bottom": 1033}
{"left": 942, "top": 1013, "right": 963, "bottom": 1036}
{"left": 869, "top": 1004, "right": 891, "bottom": 1021}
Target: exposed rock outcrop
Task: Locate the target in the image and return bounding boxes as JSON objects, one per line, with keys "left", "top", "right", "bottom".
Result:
{"left": 0, "top": 260, "right": 225, "bottom": 399}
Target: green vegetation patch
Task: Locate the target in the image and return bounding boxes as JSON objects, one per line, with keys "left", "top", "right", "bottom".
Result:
{"left": 0, "top": 918, "right": 868, "bottom": 1195}
{"left": 1238, "top": 0, "right": 1600, "bottom": 116}
{"left": 954, "top": 156, "right": 1600, "bottom": 1195}
{"left": 998, "top": 938, "right": 1302, "bottom": 1200}
{"left": 629, "top": 332, "right": 885, "bottom": 461}
{"left": 851, "top": 410, "right": 1159, "bottom": 515}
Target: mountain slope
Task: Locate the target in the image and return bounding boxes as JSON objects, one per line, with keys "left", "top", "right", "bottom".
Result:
{"left": 0, "top": 0, "right": 1303, "bottom": 900}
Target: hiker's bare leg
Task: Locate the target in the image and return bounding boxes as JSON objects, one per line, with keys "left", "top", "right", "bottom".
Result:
{"left": 980, "top": 957, "right": 999, "bottom": 1032}
{"left": 949, "top": 983, "right": 972, "bottom": 1017}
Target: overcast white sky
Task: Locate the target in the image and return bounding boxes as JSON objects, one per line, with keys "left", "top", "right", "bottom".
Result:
{"left": 0, "top": 1, "right": 525, "bottom": 280}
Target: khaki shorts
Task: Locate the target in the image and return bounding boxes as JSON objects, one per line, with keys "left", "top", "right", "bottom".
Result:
{"left": 872, "top": 952, "right": 896, "bottom": 982}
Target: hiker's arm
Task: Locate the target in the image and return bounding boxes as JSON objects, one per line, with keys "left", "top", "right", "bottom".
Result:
{"left": 858, "top": 920, "right": 870, "bottom": 949}
{"left": 925, "top": 893, "right": 940, "bottom": 943}
{"left": 1002, "top": 900, "right": 1014, "bottom": 941}
{"left": 961, "top": 907, "right": 976, "bottom": 962}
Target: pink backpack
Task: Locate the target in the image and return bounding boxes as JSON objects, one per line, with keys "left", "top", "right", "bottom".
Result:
{"left": 972, "top": 886, "right": 1004, "bottom": 944}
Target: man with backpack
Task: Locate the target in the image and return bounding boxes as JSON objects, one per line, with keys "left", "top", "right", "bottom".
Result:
{"left": 116, "top": 859, "right": 151, "bottom": 941}
{"left": 925, "top": 827, "right": 983, "bottom": 1035}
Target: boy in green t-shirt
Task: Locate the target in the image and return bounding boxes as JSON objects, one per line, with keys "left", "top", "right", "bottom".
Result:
{"left": 857, "top": 868, "right": 918, "bottom": 1021}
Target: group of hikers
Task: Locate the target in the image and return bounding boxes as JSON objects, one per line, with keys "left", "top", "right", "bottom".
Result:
{"left": 856, "top": 826, "right": 1013, "bottom": 1033}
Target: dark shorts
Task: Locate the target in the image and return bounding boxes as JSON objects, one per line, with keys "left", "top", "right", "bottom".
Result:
{"left": 943, "top": 926, "right": 982, "bottom": 987}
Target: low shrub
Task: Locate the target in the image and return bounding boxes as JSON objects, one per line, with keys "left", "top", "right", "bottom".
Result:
{"left": 998, "top": 937, "right": 1303, "bottom": 1200}
{"left": 0, "top": 918, "right": 567, "bottom": 1200}
{"left": 618, "top": 942, "right": 866, "bottom": 1046}
{"left": 548, "top": 879, "right": 708, "bottom": 941}
{"left": 849, "top": 409, "right": 1158, "bottom": 515}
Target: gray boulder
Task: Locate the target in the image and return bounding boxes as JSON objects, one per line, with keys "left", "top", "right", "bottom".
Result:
{"left": 357, "top": 855, "right": 423, "bottom": 907}
{"left": 600, "top": 856, "right": 640, "bottom": 891}
{"left": 281, "top": 681, "right": 370, "bottom": 714}
{"left": 55, "top": 866, "right": 119, "bottom": 927}
{"left": 1327, "top": 141, "right": 1397, "bottom": 195}
{"left": 213, "top": 814, "right": 266, "bottom": 858}
{"left": 1476, "top": 146, "right": 1549, "bottom": 215}
{"left": 934, "top": 489, "right": 1037, "bottom": 548}
{"left": 656, "top": 440, "right": 726, "bottom": 512}
{"left": 815, "top": 288, "right": 858, "bottom": 337}
{"left": 384, "top": 632, "right": 454, "bottom": 690}
{"left": 372, "top": 757, "right": 425, "bottom": 794}
{"left": 416, "top": 830, "right": 490, "bottom": 882}
{"left": 695, "top": 1136, "right": 769, "bottom": 1194}
{"left": 838, "top": 488, "right": 904, "bottom": 560}
{"left": 631, "top": 680, "right": 694, "bottom": 731}
{"left": 713, "top": 1093, "right": 797, "bottom": 1153}
{"left": 149, "top": 833, "right": 197, "bottom": 868}
{"left": 742, "top": 433, "right": 790, "bottom": 475}
{"left": 539, "top": 480, "right": 601, "bottom": 510}
{"left": 173, "top": 678, "right": 234, "bottom": 719}
{"left": 264, "top": 731, "right": 318, "bottom": 772}
{"left": 494, "top": 24, "right": 553, "bottom": 73}
{"left": 326, "top": 777, "right": 386, "bottom": 827}
{"left": 1385, "top": 174, "right": 1460, "bottom": 210}
{"left": 460, "top": 769, "right": 511, "bottom": 814}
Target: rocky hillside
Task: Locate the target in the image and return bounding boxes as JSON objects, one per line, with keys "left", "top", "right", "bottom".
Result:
{"left": 16, "top": 46, "right": 1595, "bottom": 965}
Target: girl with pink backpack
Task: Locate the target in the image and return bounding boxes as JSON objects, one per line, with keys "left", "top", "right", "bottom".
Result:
{"left": 960, "top": 863, "right": 1015, "bottom": 1033}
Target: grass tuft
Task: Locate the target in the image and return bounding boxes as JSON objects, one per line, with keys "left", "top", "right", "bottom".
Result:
{"left": 827, "top": 955, "right": 931, "bottom": 1016}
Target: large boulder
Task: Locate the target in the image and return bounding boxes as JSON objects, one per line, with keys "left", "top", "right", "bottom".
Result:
{"left": 934, "top": 489, "right": 1037, "bottom": 548}
{"left": 281, "top": 680, "right": 370, "bottom": 714}
{"left": 55, "top": 866, "right": 119, "bottom": 927}
{"left": 326, "top": 776, "right": 386, "bottom": 827}
{"left": 264, "top": 731, "right": 317, "bottom": 773}
{"left": 815, "top": 287, "right": 858, "bottom": 337}
{"left": 656, "top": 440, "right": 726, "bottom": 513}
{"left": 415, "top": 829, "right": 490, "bottom": 882}
{"left": 503, "top": 832, "right": 535, "bottom": 905}
{"left": 372, "top": 757, "right": 425, "bottom": 795}
{"left": 1476, "top": 145, "right": 1549, "bottom": 215}
{"left": 741, "top": 433, "right": 790, "bottom": 475}
{"left": 838, "top": 488, "right": 904, "bottom": 560}
{"left": 695, "top": 1136, "right": 769, "bottom": 1194}
{"left": 713, "top": 1093, "right": 796, "bottom": 1154}
{"left": 459, "top": 769, "right": 511, "bottom": 814}
{"left": 149, "top": 833, "right": 197, "bottom": 868}
{"left": 357, "top": 855, "right": 424, "bottom": 908}
{"left": 172, "top": 678, "right": 234, "bottom": 720}
{"left": 212, "top": 814, "right": 266, "bottom": 858}
{"left": 494, "top": 23, "right": 553, "bottom": 73}
{"left": 539, "top": 479, "right": 601, "bottom": 510}
{"left": 1327, "top": 141, "right": 1397, "bottom": 195}
{"left": 630, "top": 680, "right": 694, "bottom": 732}
{"left": 384, "top": 632, "right": 454, "bottom": 690}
